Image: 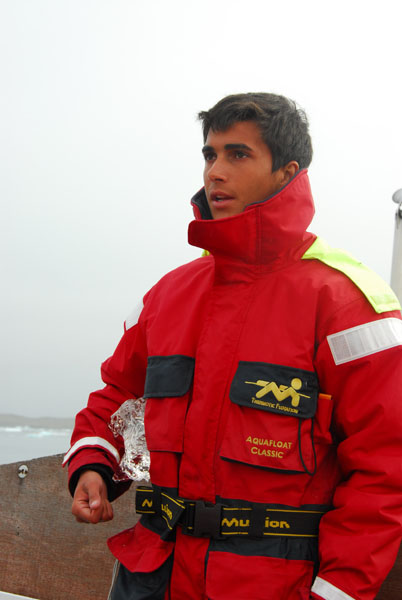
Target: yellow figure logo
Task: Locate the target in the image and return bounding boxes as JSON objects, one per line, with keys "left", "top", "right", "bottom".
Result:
{"left": 245, "top": 377, "right": 310, "bottom": 407}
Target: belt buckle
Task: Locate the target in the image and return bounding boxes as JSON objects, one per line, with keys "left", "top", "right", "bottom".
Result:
{"left": 191, "top": 500, "right": 223, "bottom": 539}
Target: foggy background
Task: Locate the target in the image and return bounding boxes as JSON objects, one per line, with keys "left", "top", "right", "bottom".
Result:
{"left": 1, "top": 0, "right": 401, "bottom": 419}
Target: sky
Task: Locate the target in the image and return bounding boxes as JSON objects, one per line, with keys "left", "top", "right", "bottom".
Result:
{"left": 1, "top": 0, "right": 402, "bottom": 419}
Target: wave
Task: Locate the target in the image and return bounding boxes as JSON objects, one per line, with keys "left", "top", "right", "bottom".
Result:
{"left": 0, "top": 426, "right": 71, "bottom": 437}
{"left": 1, "top": 425, "right": 72, "bottom": 464}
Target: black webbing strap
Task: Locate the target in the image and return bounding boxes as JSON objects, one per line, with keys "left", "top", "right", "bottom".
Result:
{"left": 135, "top": 486, "right": 326, "bottom": 540}
{"left": 248, "top": 502, "right": 267, "bottom": 538}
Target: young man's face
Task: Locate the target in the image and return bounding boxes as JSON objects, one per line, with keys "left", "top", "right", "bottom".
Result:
{"left": 202, "top": 121, "right": 292, "bottom": 219}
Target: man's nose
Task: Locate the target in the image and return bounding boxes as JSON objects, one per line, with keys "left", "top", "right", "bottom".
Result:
{"left": 206, "top": 158, "right": 228, "bottom": 182}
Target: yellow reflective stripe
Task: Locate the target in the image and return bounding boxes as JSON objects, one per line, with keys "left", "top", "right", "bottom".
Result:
{"left": 302, "top": 237, "right": 400, "bottom": 314}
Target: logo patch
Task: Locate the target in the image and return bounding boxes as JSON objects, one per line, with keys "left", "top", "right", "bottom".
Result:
{"left": 230, "top": 362, "right": 318, "bottom": 419}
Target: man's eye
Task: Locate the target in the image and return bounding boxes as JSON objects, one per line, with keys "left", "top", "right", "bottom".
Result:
{"left": 234, "top": 150, "right": 248, "bottom": 159}
{"left": 203, "top": 153, "right": 216, "bottom": 162}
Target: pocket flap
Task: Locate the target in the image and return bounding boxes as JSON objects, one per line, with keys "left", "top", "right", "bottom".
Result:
{"left": 230, "top": 361, "right": 318, "bottom": 419}
{"left": 144, "top": 355, "right": 195, "bottom": 398}
{"left": 107, "top": 521, "right": 174, "bottom": 573}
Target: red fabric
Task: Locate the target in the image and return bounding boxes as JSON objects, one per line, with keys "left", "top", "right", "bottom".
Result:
{"left": 107, "top": 521, "right": 174, "bottom": 573}
{"left": 205, "top": 552, "right": 314, "bottom": 600}
{"left": 67, "top": 170, "right": 402, "bottom": 599}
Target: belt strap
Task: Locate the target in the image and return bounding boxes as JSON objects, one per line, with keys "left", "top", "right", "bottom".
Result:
{"left": 135, "top": 486, "right": 326, "bottom": 539}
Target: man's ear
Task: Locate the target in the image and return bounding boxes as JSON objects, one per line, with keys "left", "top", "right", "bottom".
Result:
{"left": 281, "top": 161, "right": 299, "bottom": 186}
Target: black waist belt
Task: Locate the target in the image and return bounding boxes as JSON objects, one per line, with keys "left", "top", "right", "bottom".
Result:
{"left": 135, "top": 486, "right": 326, "bottom": 540}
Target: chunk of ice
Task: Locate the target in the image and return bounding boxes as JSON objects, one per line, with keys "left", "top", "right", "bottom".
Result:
{"left": 109, "top": 398, "right": 150, "bottom": 482}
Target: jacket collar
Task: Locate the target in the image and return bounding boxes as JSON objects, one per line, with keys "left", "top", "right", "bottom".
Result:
{"left": 188, "top": 169, "right": 315, "bottom": 267}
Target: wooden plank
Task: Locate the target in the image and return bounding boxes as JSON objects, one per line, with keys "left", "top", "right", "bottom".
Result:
{"left": 376, "top": 542, "right": 402, "bottom": 599}
{"left": 0, "top": 454, "right": 401, "bottom": 599}
{"left": 0, "top": 455, "right": 140, "bottom": 600}
{"left": 0, "top": 593, "right": 37, "bottom": 599}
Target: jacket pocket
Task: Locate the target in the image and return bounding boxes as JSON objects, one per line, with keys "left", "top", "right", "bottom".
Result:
{"left": 220, "top": 361, "right": 319, "bottom": 474}
{"left": 143, "top": 355, "right": 195, "bottom": 452}
{"left": 205, "top": 551, "right": 314, "bottom": 600}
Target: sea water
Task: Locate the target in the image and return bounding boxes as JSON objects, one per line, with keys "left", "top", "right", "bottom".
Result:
{"left": 0, "top": 425, "right": 72, "bottom": 465}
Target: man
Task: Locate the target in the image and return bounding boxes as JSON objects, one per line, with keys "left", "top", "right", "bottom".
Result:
{"left": 65, "top": 93, "right": 402, "bottom": 600}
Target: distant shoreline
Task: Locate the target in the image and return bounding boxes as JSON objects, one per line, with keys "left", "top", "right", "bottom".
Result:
{"left": 0, "top": 413, "right": 74, "bottom": 429}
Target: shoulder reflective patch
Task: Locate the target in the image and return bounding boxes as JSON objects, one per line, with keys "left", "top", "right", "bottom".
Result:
{"left": 302, "top": 237, "right": 400, "bottom": 314}
{"left": 312, "top": 576, "right": 356, "bottom": 600}
{"left": 125, "top": 299, "right": 144, "bottom": 331}
{"left": 61, "top": 436, "right": 120, "bottom": 466}
{"left": 327, "top": 318, "right": 402, "bottom": 365}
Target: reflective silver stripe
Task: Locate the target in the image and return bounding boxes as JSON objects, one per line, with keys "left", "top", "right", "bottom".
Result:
{"left": 125, "top": 299, "right": 144, "bottom": 331}
{"left": 327, "top": 317, "right": 402, "bottom": 365}
{"left": 312, "top": 577, "right": 356, "bottom": 600}
{"left": 107, "top": 560, "right": 121, "bottom": 600}
{"left": 62, "top": 436, "right": 120, "bottom": 465}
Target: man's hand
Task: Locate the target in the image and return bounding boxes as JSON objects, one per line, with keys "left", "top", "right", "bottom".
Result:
{"left": 71, "top": 470, "right": 113, "bottom": 524}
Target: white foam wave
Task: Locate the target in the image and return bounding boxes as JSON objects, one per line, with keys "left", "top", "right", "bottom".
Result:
{"left": 0, "top": 426, "right": 71, "bottom": 437}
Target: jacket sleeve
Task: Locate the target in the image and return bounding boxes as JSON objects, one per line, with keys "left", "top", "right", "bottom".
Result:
{"left": 63, "top": 298, "right": 148, "bottom": 494}
{"left": 311, "top": 299, "right": 402, "bottom": 600}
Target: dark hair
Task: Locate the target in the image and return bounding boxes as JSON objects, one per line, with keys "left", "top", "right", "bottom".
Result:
{"left": 198, "top": 92, "right": 313, "bottom": 171}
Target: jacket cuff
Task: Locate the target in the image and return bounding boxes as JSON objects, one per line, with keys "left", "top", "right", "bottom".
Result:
{"left": 62, "top": 435, "right": 121, "bottom": 467}
{"left": 66, "top": 447, "right": 130, "bottom": 501}
{"left": 68, "top": 462, "right": 132, "bottom": 501}
{"left": 68, "top": 463, "right": 115, "bottom": 499}
{"left": 311, "top": 577, "right": 356, "bottom": 600}
{"left": 66, "top": 446, "right": 116, "bottom": 474}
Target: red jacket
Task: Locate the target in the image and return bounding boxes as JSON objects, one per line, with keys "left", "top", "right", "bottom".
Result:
{"left": 65, "top": 170, "right": 402, "bottom": 600}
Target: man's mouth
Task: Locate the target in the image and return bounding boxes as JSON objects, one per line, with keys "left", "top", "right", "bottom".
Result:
{"left": 211, "top": 191, "right": 234, "bottom": 202}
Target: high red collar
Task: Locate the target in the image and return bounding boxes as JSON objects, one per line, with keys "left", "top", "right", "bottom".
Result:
{"left": 188, "top": 169, "right": 315, "bottom": 267}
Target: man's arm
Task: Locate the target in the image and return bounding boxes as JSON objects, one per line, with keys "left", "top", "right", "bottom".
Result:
{"left": 312, "top": 302, "right": 402, "bottom": 600}
{"left": 64, "top": 297, "right": 149, "bottom": 508}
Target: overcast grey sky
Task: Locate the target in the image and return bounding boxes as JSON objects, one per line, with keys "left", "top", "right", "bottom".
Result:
{"left": 1, "top": 0, "right": 401, "bottom": 418}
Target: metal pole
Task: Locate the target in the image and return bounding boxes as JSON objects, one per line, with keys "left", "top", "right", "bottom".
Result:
{"left": 390, "top": 189, "right": 402, "bottom": 304}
